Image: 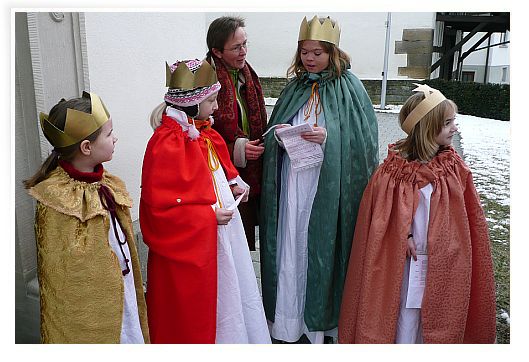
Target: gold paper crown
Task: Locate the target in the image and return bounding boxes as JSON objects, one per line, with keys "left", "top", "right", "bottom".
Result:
{"left": 166, "top": 59, "right": 218, "bottom": 90}
{"left": 40, "top": 92, "right": 110, "bottom": 148}
{"left": 298, "top": 16, "right": 340, "bottom": 46}
{"left": 401, "top": 84, "right": 447, "bottom": 135}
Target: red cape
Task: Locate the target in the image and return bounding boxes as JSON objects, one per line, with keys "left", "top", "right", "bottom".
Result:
{"left": 140, "top": 114, "right": 238, "bottom": 343}
{"left": 338, "top": 146, "right": 496, "bottom": 343}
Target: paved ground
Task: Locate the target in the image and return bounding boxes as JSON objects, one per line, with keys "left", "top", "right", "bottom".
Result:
{"left": 375, "top": 111, "right": 406, "bottom": 162}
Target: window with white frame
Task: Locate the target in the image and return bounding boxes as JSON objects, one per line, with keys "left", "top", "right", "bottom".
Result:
{"left": 501, "top": 67, "right": 508, "bottom": 82}
{"left": 462, "top": 71, "right": 475, "bottom": 82}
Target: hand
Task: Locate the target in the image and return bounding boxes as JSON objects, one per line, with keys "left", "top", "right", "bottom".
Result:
{"left": 245, "top": 139, "right": 265, "bottom": 160}
{"left": 215, "top": 207, "right": 234, "bottom": 225}
{"left": 273, "top": 124, "right": 292, "bottom": 137}
{"left": 231, "top": 185, "right": 249, "bottom": 203}
{"left": 301, "top": 126, "right": 326, "bottom": 145}
{"left": 406, "top": 235, "right": 417, "bottom": 261}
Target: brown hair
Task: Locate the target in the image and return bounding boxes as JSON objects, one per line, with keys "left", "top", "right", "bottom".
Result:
{"left": 394, "top": 92, "right": 458, "bottom": 162}
{"left": 23, "top": 97, "right": 102, "bottom": 189}
{"left": 287, "top": 40, "right": 351, "bottom": 80}
{"left": 287, "top": 18, "right": 350, "bottom": 80}
{"left": 206, "top": 16, "right": 245, "bottom": 59}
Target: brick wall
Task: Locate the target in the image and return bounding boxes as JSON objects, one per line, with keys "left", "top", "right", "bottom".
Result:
{"left": 259, "top": 77, "right": 289, "bottom": 98}
{"left": 361, "top": 79, "right": 417, "bottom": 104}
{"left": 260, "top": 77, "right": 418, "bottom": 105}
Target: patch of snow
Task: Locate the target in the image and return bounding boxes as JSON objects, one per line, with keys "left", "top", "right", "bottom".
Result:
{"left": 494, "top": 239, "right": 509, "bottom": 246}
{"left": 373, "top": 104, "right": 402, "bottom": 114}
{"left": 264, "top": 97, "right": 277, "bottom": 106}
{"left": 500, "top": 310, "right": 510, "bottom": 325}
{"left": 456, "top": 114, "right": 510, "bottom": 207}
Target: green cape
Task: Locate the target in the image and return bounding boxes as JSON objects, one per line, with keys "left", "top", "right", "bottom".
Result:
{"left": 259, "top": 70, "right": 379, "bottom": 331}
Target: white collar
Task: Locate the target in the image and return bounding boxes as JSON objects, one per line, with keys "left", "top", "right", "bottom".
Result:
{"left": 165, "top": 107, "right": 200, "bottom": 140}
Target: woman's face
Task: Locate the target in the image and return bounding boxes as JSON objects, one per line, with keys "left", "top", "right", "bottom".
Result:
{"left": 300, "top": 40, "right": 330, "bottom": 74}
{"left": 215, "top": 27, "right": 248, "bottom": 70}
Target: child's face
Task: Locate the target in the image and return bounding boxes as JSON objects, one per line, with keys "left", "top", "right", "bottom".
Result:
{"left": 90, "top": 118, "right": 117, "bottom": 164}
{"left": 300, "top": 40, "right": 330, "bottom": 74}
{"left": 435, "top": 108, "right": 458, "bottom": 147}
{"left": 197, "top": 93, "right": 219, "bottom": 120}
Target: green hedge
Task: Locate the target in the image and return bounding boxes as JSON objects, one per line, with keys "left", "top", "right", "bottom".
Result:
{"left": 424, "top": 79, "right": 510, "bottom": 121}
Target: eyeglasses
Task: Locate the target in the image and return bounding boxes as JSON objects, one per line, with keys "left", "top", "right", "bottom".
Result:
{"left": 224, "top": 41, "right": 249, "bottom": 54}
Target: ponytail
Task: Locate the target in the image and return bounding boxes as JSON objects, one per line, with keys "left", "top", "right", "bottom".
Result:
{"left": 150, "top": 102, "right": 167, "bottom": 130}
{"left": 150, "top": 102, "right": 199, "bottom": 130}
{"left": 23, "top": 150, "right": 60, "bottom": 189}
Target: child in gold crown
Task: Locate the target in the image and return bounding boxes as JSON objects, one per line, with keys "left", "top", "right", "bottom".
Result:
{"left": 338, "top": 85, "right": 496, "bottom": 343}
{"left": 140, "top": 59, "right": 270, "bottom": 344}
{"left": 260, "top": 15, "right": 379, "bottom": 343}
{"left": 24, "top": 92, "right": 150, "bottom": 343}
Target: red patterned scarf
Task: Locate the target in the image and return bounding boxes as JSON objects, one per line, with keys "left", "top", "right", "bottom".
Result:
{"left": 210, "top": 55, "right": 268, "bottom": 196}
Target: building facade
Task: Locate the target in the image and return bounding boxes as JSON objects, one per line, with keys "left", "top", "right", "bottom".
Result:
{"left": 461, "top": 31, "right": 510, "bottom": 84}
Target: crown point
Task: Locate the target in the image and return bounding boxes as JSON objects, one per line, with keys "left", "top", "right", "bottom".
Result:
{"left": 298, "top": 15, "right": 341, "bottom": 46}
{"left": 40, "top": 92, "right": 110, "bottom": 148}
{"left": 166, "top": 59, "right": 218, "bottom": 90}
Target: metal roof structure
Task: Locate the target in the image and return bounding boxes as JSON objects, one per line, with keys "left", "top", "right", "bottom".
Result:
{"left": 431, "top": 12, "right": 510, "bottom": 81}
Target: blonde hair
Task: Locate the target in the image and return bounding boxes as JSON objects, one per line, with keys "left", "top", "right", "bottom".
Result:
{"left": 150, "top": 102, "right": 167, "bottom": 130}
{"left": 150, "top": 101, "right": 204, "bottom": 130}
{"left": 394, "top": 92, "right": 458, "bottom": 162}
{"left": 287, "top": 18, "right": 350, "bottom": 80}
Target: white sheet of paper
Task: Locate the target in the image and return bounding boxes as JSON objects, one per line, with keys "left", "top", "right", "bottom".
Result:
{"left": 226, "top": 191, "right": 246, "bottom": 211}
{"left": 262, "top": 123, "right": 288, "bottom": 138}
{"left": 405, "top": 254, "right": 428, "bottom": 309}
{"left": 275, "top": 123, "right": 324, "bottom": 171}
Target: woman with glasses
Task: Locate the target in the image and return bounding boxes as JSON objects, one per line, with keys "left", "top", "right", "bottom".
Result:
{"left": 259, "top": 16, "right": 379, "bottom": 344}
{"left": 206, "top": 16, "right": 268, "bottom": 252}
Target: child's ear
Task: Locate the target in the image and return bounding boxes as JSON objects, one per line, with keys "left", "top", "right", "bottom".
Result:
{"left": 211, "top": 48, "right": 223, "bottom": 59}
{"left": 79, "top": 140, "right": 92, "bottom": 156}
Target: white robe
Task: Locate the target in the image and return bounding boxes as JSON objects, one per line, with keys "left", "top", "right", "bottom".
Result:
{"left": 210, "top": 150, "right": 271, "bottom": 344}
{"left": 395, "top": 183, "right": 433, "bottom": 344}
{"left": 268, "top": 103, "right": 337, "bottom": 343}
{"left": 108, "top": 217, "right": 145, "bottom": 344}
